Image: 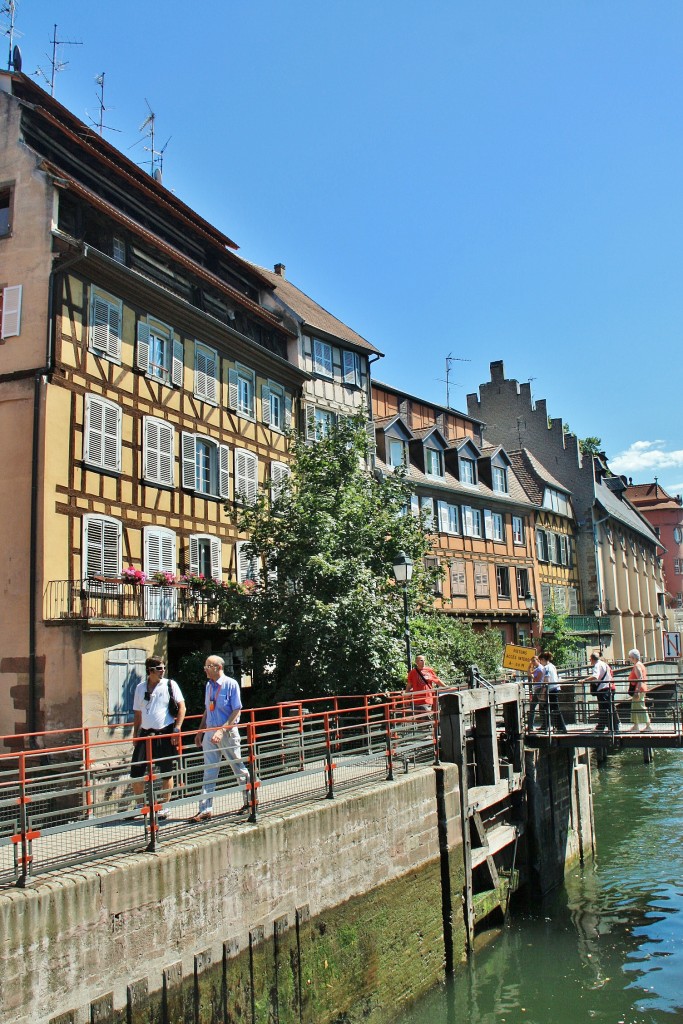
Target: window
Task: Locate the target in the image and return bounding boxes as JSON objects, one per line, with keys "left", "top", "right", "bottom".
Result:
{"left": 181, "top": 433, "right": 230, "bottom": 498}
{"left": 306, "top": 405, "right": 336, "bottom": 441}
{"left": 553, "top": 586, "right": 568, "bottom": 613}
{"left": 462, "top": 506, "right": 482, "bottom": 538}
{"left": 512, "top": 516, "right": 524, "bottom": 545}
{"left": 234, "top": 448, "right": 259, "bottom": 504}
{"left": 83, "top": 396, "right": 121, "bottom": 473}
{"left": 83, "top": 515, "right": 121, "bottom": 579}
{"left": 144, "top": 526, "right": 177, "bottom": 621}
{"left": 568, "top": 588, "right": 578, "bottom": 613}
{"left": 536, "top": 529, "right": 549, "bottom": 562}
{"left": 474, "top": 561, "right": 489, "bottom": 596}
{"left": 420, "top": 496, "right": 435, "bottom": 529}
{"left": 541, "top": 583, "right": 552, "bottom": 610}
{"left": 543, "top": 487, "right": 570, "bottom": 516}
{"left": 112, "top": 235, "right": 126, "bottom": 264}
{"left": 343, "top": 350, "right": 362, "bottom": 387}
{"left": 189, "top": 534, "right": 222, "bottom": 580}
{"left": 1, "top": 284, "right": 22, "bottom": 339}
{"left": 460, "top": 458, "right": 476, "bottom": 485}
{"left": 438, "top": 501, "right": 459, "bottom": 534}
{"left": 89, "top": 287, "right": 122, "bottom": 361}
{"left": 496, "top": 566, "right": 511, "bottom": 599}
{"left": 484, "top": 510, "right": 504, "bottom": 542}
{"left": 228, "top": 364, "right": 255, "bottom": 418}
{"left": 546, "top": 532, "right": 556, "bottom": 564}
{"left": 313, "top": 339, "right": 333, "bottom": 377}
{"left": 558, "top": 534, "right": 568, "bottom": 566}
{"left": 137, "top": 317, "right": 183, "bottom": 386}
{"left": 516, "top": 567, "right": 529, "bottom": 600}
{"left": 675, "top": 559, "right": 683, "bottom": 575}
{"left": 107, "top": 648, "right": 146, "bottom": 723}
{"left": 425, "top": 447, "right": 444, "bottom": 478}
{"left": 450, "top": 559, "right": 467, "bottom": 596}
{"left": 492, "top": 466, "right": 508, "bottom": 493}
{"left": 0, "top": 185, "right": 12, "bottom": 236}
{"left": 424, "top": 554, "right": 443, "bottom": 596}
{"left": 388, "top": 438, "right": 407, "bottom": 468}
{"left": 194, "top": 342, "right": 218, "bottom": 403}
{"left": 236, "top": 540, "right": 260, "bottom": 584}
{"left": 262, "top": 381, "right": 290, "bottom": 431}
{"left": 143, "top": 417, "right": 174, "bottom": 486}
{"left": 270, "top": 461, "right": 291, "bottom": 503}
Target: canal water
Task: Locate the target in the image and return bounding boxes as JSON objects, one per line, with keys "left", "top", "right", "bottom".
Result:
{"left": 397, "top": 749, "right": 683, "bottom": 1024}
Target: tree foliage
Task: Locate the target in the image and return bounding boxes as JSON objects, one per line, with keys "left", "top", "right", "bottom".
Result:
{"left": 541, "top": 610, "right": 584, "bottom": 667}
{"left": 222, "top": 415, "right": 440, "bottom": 699}
{"left": 409, "top": 614, "right": 503, "bottom": 681}
{"left": 579, "top": 436, "right": 602, "bottom": 456}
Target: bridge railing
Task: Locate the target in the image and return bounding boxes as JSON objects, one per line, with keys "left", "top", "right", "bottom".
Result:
{"left": 0, "top": 691, "right": 440, "bottom": 887}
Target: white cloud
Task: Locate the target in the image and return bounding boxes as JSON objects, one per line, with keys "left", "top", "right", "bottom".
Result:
{"left": 611, "top": 440, "right": 683, "bottom": 475}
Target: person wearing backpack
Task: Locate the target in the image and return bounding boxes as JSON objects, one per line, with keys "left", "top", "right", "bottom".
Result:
{"left": 406, "top": 655, "right": 443, "bottom": 718}
{"left": 586, "top": 652, "right": 619, "bottom": 733}
{"left": 130, "top": 656, "right": 185, "bottom": 819}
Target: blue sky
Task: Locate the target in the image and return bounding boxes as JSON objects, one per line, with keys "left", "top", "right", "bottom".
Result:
{"left": 6, "top": 2, "right": 683, "bottom": 492}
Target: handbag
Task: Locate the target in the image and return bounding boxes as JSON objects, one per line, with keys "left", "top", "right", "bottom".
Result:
{"left": 166, "top": 679, "right": 180, "bottom": 719}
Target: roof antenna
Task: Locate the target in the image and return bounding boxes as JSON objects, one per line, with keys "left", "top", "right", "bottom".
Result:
{"left": 132, "top": 100, "right": 171, "bottom": 180}
{"left": 86, "top": 73, "right": 121, "bottom": 138}
{"left": 2, "top": 0, "right": 20, "bottom": 71}
{"left": 34, "top": 23, "right": 82, "bottom": 96}
{"left": 437, "top": 353, "right": 471, "bottom": 409}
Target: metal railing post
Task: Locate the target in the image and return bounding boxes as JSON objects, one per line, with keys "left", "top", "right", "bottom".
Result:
{"left": 83, "top": 727, "right": 93, "bottom": 819}
{"left": 144, "top": 735, "right": 158, "bottom": 852}
{"left": 246, "top": 719, "right": 259, "bottom": 823}
{"left": 323, "top": 712, "right": 335, "bottom": 799}
{"left": 433, "top": 698, "right": 441, "bottom": 765}
{"left": 14, "top": 751, "right": 34, "bottom": 887}
{"left": 384, "top": 702, "right": 394, "bottom": 781}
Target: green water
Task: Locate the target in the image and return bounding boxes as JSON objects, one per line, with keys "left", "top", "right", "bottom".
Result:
{"left": 397, "top": 750, "right": 683, "bottom": 1023}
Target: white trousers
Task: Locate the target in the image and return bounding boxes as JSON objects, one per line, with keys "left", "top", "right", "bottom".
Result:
{"left": 199, "top": 727, "right": 250, "bottom": 812}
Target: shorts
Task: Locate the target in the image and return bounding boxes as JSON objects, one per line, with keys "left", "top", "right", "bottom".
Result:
{"left": 130, "top": 725, "right": 178, "bottom": 779}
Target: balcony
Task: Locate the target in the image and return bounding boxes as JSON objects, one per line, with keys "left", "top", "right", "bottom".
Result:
{"left": 564, "top": 615, "right": 612, "bottom": 635}
{"left": 44, "top": 579, "right": 223, "bottom": 627}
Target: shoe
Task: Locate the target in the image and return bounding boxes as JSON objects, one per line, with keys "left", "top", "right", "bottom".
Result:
{"left": 643, "top": 725, "right": 653, "bottom": 732}
{"left": 188, "top": 811, "right": 212, "bottom": 822}
{"left": 593, "top": 726, "right": 605, "bottom": 732}
{"left": 157, "top": 808, "right": 170, "bottom": 821}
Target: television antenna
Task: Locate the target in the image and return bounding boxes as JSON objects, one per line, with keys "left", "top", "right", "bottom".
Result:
{"left": 34, "top": 23, "right": 82, "bottom": 96}
{"left": 86, "top": 73, "right": 121, "bottom": 138}
{"left": 132, "top": 100, "right": 171, "bottom": 179}
{"left": 437, "top": 353, "right": 471, "bottom": 409}
{"left": 2, "top": 0, "right": 20, "bottom": 72}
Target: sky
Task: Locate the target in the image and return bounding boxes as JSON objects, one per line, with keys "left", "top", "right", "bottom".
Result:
{"left": 5, "top": 2, "right": 683, "bottom": 493}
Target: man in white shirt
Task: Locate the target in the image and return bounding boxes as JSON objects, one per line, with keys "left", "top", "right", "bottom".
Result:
{"left": 586, "top": 652, "right": 619, "bottom": 733}
{"left": 130, "top": 656, "right": 185, "bottom": 819}
{"left": 538, "top": 651, "right": 568, "bottom": 734}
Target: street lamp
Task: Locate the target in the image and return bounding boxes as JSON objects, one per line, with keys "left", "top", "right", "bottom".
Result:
{"left": 594, "top": 606, "right": 603, "bottom": 654}
{"left": 393, "top": 551, "right": 414, "bottom": 672}
{"left": 524, "top": 592, "right": 535, "bottom": 646}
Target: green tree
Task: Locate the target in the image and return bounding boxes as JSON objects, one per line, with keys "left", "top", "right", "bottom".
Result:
{"left": 579, "top": 436, "right": 602, "bottom": 456}
{"left": 409, "top": 614, "right": 503, "bottom": 681}
{"left": 541, "top": 610, "right": 583, "bottom": 667}
{"left": 223, "top": 415, "right": 439, "bottom": 699}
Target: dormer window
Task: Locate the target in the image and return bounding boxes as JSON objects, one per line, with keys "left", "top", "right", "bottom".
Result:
{"left": 388, "top": 439, "right": 407, "bottom": 468}
{"left": 543, "top": 487, "right": 570, "bottom": 516}
{"left": 460, "top": 457, "right": 476, "bottom": 485}
{"left": 425, "top": 447, "right": 444, "bottom": 478}
{"left": 492, "top": 466, "right": 508, "bottom": 493}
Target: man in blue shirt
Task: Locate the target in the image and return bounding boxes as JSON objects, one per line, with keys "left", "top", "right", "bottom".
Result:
{"left": 189, "top": 655, "right": 250, "bottom": 822}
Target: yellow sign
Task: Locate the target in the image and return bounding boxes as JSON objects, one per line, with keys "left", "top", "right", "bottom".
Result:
{"left": 502, "top": 644, "right": 536, "bottom": 672}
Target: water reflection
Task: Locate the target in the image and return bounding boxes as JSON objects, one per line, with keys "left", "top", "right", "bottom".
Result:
{"left": 397, "top": 751, "right": 683, "bottom": 1023}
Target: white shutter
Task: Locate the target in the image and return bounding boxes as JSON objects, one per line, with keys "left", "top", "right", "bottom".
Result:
{"left": 235, "top": 449, "right": 258, "bottom": 503}
{"left": 189, "top": 535, "right": 200, "bottom": 574}
{"left": 420, "top": 496, "right": 434, "bottom": 529}
{"left": 84, "top": 516, "right": 121, "bottom": 578}
{"left": 136, "top": 320, "right": 150, "bottom": 372}
{"left": 181, "top": 432, "right": 196, "bottom": 489}
{"left": 568, "top": 588, "right": 578, "bottom": 614}
{"left": 484, "top": 510, "right": 493, "bottom": 540}
{"left": 103, "top": 401, "right": 121, "bottom": 472}
{"left": 284, "top": 394, "right": 293, "bottom": 430}
{"left": 219, "top": 444, "right": 230, "bottom": 499}
{"left": 261, "top": 384, "right": 272, "bottom": 425}
{"left": 158, "top": 421, "right": 174, "bottom": 485}
{"left": 84, "top": 396, "right": 103, "bottom": 466}
{"left": 144, "top": 527, "right": 176, "bottom": 574}
{"left": 84, "top": 397, "right": 120, "bottom": 472}
{"left": 228, "top": 368, "right": 239, "bottom": 409}
{"left": 210, "top": 538, "right": 222, "bottom": 579}
{"left": 1, "top": 285, "right": 22, "bottom": 339}
{"left": 102, "top": 520, "right": 121, "bottom": 577}
{"left": 270, "top": 461, "right": 290, "bottom": 502}
{"left": 410, "top": 494, "right": 420, "bottom": 517}
{"left": 438, "top": 501, "right": 449, "bottom": 534}
{"left": 462, "top": 506, "right": 474, "bottom": 537}
{"left": 144, "top": 418, "right": 174, "bottom": 485}
{"left": 305, "top": 403, "right": 316, "bottom": 441}
{"left": 171, "top": 338, "right": 184, "bottom": 388}
{"left": 343, "top": 351, "right": 355, "bottom": 385}
{"left": 92, "top": 293, "right": 119, "bottom": 357}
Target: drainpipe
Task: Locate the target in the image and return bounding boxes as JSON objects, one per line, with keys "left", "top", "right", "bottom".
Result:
{"left": 28, "top": 245, "right": 88, "bottom": 741}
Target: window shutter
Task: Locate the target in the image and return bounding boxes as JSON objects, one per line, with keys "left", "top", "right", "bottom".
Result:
{"left": 463, "top": 506, "right": 473, "bottom": 537}
{"left": 84, "top": 396, "right": 103, "bottom": 466}
{"left": 219, "top": 444, "right": 230, "bottom": 499}
{"left": 438, "top": 501, "right": 449, "bottom": 533}
{"left": 181, "top": 432, "right": 196, "bottom": 489}
{"left": 547, "top": 533, "right": 555, "bottom": 564}
{"left": 568, "top": 587, "right": 578, "bottom": 613}
{"left": 136, "top": 320, "right": 150, "bottom": 372}
{"left": 541, "top": 583, "right": 551, "bottom": 609}
{"left": 144, "top": 527, "right": 176, "bottom": 575}
{"left": 144, "top": 418, "right": 174, "bottom": 485}
{"left": 304, "top": 403, "right": 316, "bottom": 440}
{"left": 92, "top": 294, "right": 113, "bottom": 355}
{"left": 343, "top": 350, "right": 355, "bottom": 385}
{"left": 228, "top": 368, "right": 239, "bottom": 409}
{"left": 284, "top": 394, "right": 293, "bottom": 430}
{"left": 421, "top": 496, "right": 434, "bottom": 529}
{"left": 210, "top": 538, "right": 222, "bottom": 579}
{"left": 236, "top": 540, "right": 260, "bottom": 584}
{"left": 235, "top": 449, "right": 258, "bottom": 503}
{"left": 171, "top": 338, "right": 184, "bottom": 388}
{"left": 158, "top": 421, "right": 174, "bottom": 485}
{"left": 84, "top": 517, "right": 104, "bottom": 578}
{"left": 102, "top": 520, "right": 121, "bottom": 577}
{"left": 270, "top": 461, "right": 290, "bottom": 502}
{"left": 484, "top": 509, "right": 493, "bottom": 539}
{"left": 1, "top": 285, "right": 22, "bottom": 339}
{"left": 410, "top": 494, "right": 420, "bottom": 517}
{"left": 189, "top": 535, "right": 200, "bottom": 574}
{"left": 261, "top": 384, "right": 272, "bottom": 425}
{"left": 103, "top": 401, "right": 121, "bottom": 472}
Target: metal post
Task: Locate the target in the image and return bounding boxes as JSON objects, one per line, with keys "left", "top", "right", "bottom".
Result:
{"left": 246, "top": 719, "right": 259, "bottom": 823}
{"left": 384, "top": 702, "right": 395, "bottom": 781}
{"left": 144, "top": 735, "right": 157, "bottom": 852}
{"left": 403, "top": 584, "right": 412, "bottom": 673}
{"left": 323, "top": 712, "right": 335, "bottom": 799}
{"left": 596, "top": 617, "right": 602, "bottom": 655}
{"left": 15, "top": 752, "right": 33, "bottom": 887}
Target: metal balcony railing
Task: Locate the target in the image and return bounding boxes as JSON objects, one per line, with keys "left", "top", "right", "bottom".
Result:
{"left": 564, "top": 614, "right": 612, "bottom": 634}
{"left": 43, "top": 579, "right": 222, "bottom": 626}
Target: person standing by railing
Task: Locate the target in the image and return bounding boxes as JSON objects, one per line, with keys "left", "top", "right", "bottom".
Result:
{"left": 527, "top": 655, "right": 545, "bottom": 731}
{"left": 189, "top": 655, "right": 250, "bottom": 822}
{"left": 130, "top": 657, "right": 186, "bottom": 819}
{"left": 628, "top": 648, "right": 652, "bottom": 733}
{"left": 586, "top": 652, "right": 619, "bottom": 733}
{"left": 538, "top": 651, "right": 568, "bottom": 733}
{"left": 406, "top": 655, "right": 443, "bottom": 717}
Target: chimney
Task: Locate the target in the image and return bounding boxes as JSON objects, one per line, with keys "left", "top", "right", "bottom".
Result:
{"left": 273, "top": 263, "right": 286, "bottom": 278}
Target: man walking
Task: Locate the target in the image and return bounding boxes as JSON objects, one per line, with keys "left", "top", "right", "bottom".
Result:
{"left": 130, "top": 656, "right": 185, "bottom": 819}
{"left": 538, "top": 651, "right": 568, "bottom": 733}
{"left": 586, "top": 652, "right": 619, "bottom": 733}
{"left": 189, "top": 655, "right": 250, "bottom": 822}
{"left": 405, "top": 655, "right": 443, "bottom": 716}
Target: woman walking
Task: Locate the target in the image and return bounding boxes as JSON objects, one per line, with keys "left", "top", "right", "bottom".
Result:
{"left": 628, "top": 648, "right": 651, "bottom": 732}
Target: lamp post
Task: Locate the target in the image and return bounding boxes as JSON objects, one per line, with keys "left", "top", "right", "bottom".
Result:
{"left": 393, "top": 551, "right": 414, "bottom": 673}
{"left": 594, "top": 606, "right": 603, "bottom": 655}
{"left": 524, "top": 592, "right": 535, "bottom": 647}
